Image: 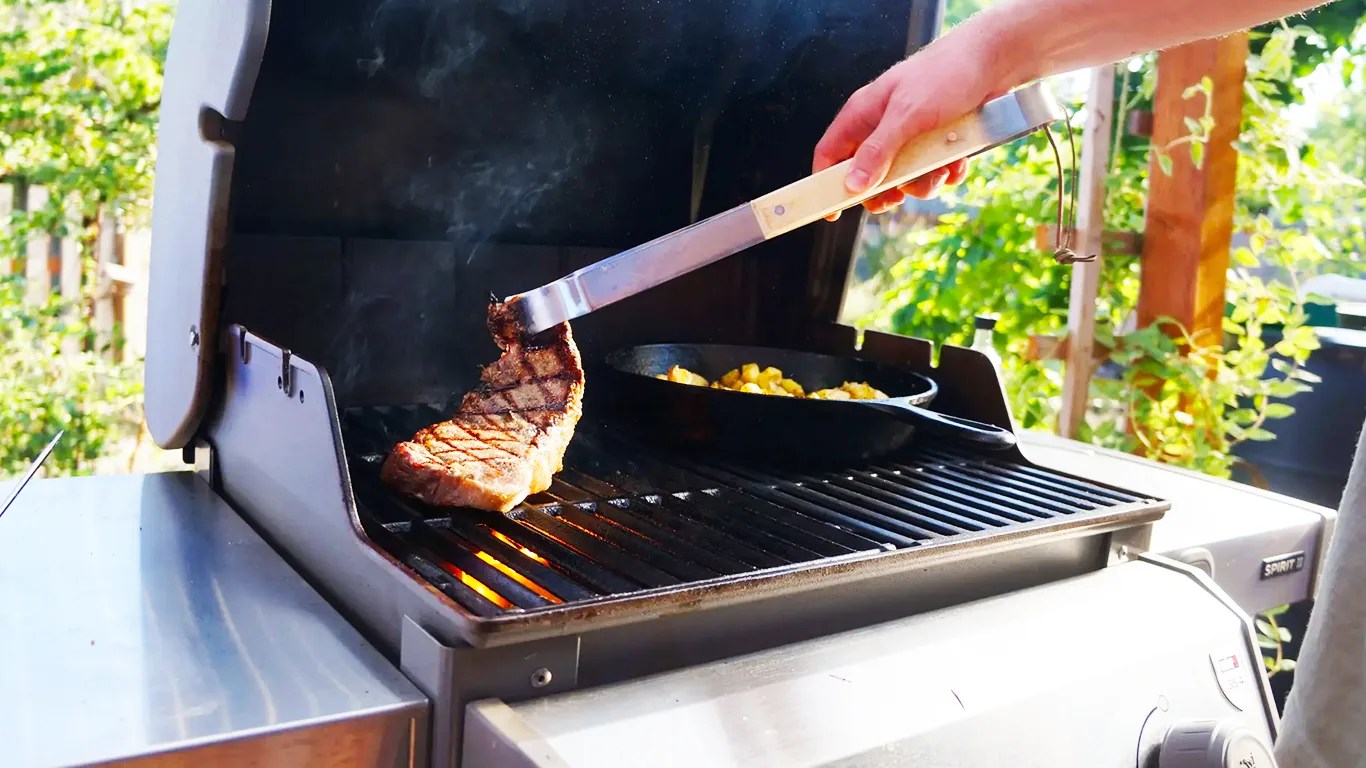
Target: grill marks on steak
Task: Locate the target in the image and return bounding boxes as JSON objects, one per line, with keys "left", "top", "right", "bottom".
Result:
{"left": 380, "top": 301, "right": 585, "bottom": 512}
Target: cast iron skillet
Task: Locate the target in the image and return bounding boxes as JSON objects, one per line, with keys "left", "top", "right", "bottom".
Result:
{"left": 600, "top": 343, "right": 1016, "bottom": 466}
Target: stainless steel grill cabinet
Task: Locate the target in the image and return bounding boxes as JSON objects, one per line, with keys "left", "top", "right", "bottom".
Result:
{"left": 120, "top": 0, "right": 1338, "bottom": 766}
{"left": 463, "top": 557, "right": 1279, "bottom": 768}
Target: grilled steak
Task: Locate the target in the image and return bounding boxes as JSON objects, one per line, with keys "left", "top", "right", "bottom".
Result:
{"left": 380, "top": 300, "right": 585, "bottom": 512}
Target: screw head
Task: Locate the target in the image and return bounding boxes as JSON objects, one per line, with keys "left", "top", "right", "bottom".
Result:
{"left": 530, "top": 668, "right": 553, "bottom": 688}
{"left": 773, "top": 204, "right": 786, "bottom": 216}
{"left": 946, "top": 131, "right": 959, "bottom": 142}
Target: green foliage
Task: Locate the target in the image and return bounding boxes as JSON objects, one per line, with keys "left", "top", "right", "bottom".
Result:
{"left": 858, "top": 21, "right": 1364, "bottom": 479}
{"left": 0, "top": 0, "right": 174, "bottom": 478}
{"left": 0, "top": 277, "right": 140, "bottom": 475}
{"left": 1257, "top": 604, "right": 1298, "bottom": 677}
{"left": 1, "top": 0, "right": 172, "bottom": 225}
{"left": 1249, "top": 0, "right": 1366, "bottom": 102}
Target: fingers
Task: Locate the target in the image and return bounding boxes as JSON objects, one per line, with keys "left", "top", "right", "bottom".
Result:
{"left": 901, "top": 166, "right": 951, "bottom": 200}
{"left": 862, "top": 187, "right": 906, "bottom": 214}
{"left": 812, "top": 82, "right": 890, "bottom": 174}
{"left": 859, "top": 157, "right": 969, "bottom": 215}
{"left": 944, "top": 158, "right": 970, "bottom": 186}
{"left": 816, "top": 83, "right": 891, "bottom": 222}
{"left": 844, "top": 91, "right": 940, "bottom": 195}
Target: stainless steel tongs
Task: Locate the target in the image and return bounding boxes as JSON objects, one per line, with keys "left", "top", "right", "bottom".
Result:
{"left": 505, "top": 81, "right": 1064, "bottom": 335}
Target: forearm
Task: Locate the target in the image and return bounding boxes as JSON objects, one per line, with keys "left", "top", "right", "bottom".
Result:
{"left": 956, "top": 0, "right": 1334, "bottom": 93}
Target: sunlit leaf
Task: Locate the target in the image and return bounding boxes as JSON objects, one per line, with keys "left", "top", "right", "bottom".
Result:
{"left": 1264, "top": 403, "right": 1296, "bottom": 419}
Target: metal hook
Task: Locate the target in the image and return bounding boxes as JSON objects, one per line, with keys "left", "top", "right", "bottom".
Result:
{"left": 1044, "top": 111, "right": 1095, "bottom": 265}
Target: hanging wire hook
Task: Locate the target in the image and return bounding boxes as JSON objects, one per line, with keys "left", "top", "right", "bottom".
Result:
{"left": 1044, "top": 109, "right": 1095, "bottom": 265}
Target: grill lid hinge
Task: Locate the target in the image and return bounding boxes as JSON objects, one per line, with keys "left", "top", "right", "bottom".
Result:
{"left": 279, "top": 349, "right": 293, "bottom": 397}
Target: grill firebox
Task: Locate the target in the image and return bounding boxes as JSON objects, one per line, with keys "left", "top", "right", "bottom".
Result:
{"left": 344, "top": 404, "right": 1166, "bottom": 639}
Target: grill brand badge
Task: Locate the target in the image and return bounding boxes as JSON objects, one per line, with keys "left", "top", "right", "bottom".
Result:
{"left": 1259, "top": 551, "right": 1306, "bottom": 580}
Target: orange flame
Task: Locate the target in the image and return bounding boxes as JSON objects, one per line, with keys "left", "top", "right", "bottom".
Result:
{"left": 474, "top": 550, "right": 561, "bottom": 604}
{"left": 489, "top": 530, "right": 551, "bottom": 565}
{"left": 445, "top": 564, "right": 512, "bottom": 609}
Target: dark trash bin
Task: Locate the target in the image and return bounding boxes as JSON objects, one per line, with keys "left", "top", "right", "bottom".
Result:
{"left": 1232, "top": 327, "right": 1366, "bottom": 508}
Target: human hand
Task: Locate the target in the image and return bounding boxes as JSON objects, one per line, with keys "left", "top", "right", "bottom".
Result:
{"left": 812, "top": 43, "right": 1006, "bottom": 218}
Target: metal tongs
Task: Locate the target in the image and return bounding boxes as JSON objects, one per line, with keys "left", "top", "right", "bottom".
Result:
{"left": 504, "top": 81, "right": 1066, "bottom": 335}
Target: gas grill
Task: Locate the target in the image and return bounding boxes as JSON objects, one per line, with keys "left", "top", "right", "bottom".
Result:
{"left": 74, "top": 0, "right": 1334, "bottom": 765}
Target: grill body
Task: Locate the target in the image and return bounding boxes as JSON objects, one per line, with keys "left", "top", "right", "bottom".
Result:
{"left": 137, "top": 2, "right": 1318, "bottom": 767}
{"left": 202, "top": 326, "right": 1167, "bottom": 766}
{"left": 463, "top": 557, "right": 1280, "bottom": 768}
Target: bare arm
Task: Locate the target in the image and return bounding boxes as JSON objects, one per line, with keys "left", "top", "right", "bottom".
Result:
{"left": 816, "top": 0, "right": 1337, "bottom": 213}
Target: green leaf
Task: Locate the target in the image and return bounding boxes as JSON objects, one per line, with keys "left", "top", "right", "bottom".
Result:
{"left": 1262, "top": 605, "right": 1290, "bottom": 619}
{"left": 1157, "top": 151, "right": 1174, "bottom": 176}
{"left": 1268, "top": 379, "right": 1312, "bottom": 398}
{"left": 1245, "top": 427, "right": 1277, "bottom": 442}
{"left": 1232, "top": 247, "right": 1258, "bottom": 267}
{"left": 1264, "top": 403, "right": 1296, "bottom": 419}
{"left": 1191, "top": 141, "right": 1205, "bottom": 169}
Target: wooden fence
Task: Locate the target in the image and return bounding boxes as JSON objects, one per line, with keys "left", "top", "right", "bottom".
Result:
{"left": 0, "top": 181, "right": 150, "bottom": 361}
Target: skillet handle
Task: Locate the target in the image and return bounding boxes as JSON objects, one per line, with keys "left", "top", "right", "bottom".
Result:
{"left": 860, "top": 400, "right": 1017, "bottom": 450}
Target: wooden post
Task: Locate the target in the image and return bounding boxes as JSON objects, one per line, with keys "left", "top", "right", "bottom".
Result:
{"left": 1137, "top": 35, "right": 1249, "bottom": 345}
{"left": 58, "top": 206, "right": 82, "bottom": 357}
{"left": 20, "top": 184, "right": 50, "bottom": 307}
{"left": 1058, "top": 65, "right": 1117, "bottom": 439}
{"left": 94, "top": 206, "right": 118, "bottom": 355}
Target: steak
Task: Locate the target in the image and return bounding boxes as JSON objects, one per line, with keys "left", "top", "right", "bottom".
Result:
{"left": 380, "top": 300, "right": 585, "bottom": 512}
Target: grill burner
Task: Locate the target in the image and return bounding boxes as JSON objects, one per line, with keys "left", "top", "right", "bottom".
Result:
{"left": 344, "top": 404, "right": 1159, "bottom": 625}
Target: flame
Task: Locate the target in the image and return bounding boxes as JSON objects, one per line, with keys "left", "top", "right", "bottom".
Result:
{"left": 474, "top": 550, "right": 561, "bottom": 604}
{"left": 444, "top": 564, "right": 512, "bottom": 609}
{"left": 490, "top": 530, "right": 550, "bottom": 565}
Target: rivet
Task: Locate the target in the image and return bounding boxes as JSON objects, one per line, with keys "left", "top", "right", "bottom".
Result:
{"left": 530, "top": 668, "right": 553, "bottom": 688}
{"left": 946, "top": 131, "right": 959, "bottom": 142}
{"left": 773, "top": 204, "right": 786, "bottom": 216}
{"left": 189, "top": 325, "right": 200, "bottom": 348}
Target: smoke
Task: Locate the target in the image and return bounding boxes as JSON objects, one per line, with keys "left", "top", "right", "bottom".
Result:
{"left": 344, "top": 0, "right": 888, "bottom": 251}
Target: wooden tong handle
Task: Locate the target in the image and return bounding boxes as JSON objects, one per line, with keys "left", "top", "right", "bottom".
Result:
{"left": 749, "top": 82, "right": 1062, "bottom": 239}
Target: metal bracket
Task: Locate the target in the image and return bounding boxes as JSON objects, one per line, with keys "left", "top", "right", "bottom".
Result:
{"left": 400, "top": 617, "right": 581, "bottom": 768}
{"left": 279, "top": 349, "right": 293, "bottom": 397}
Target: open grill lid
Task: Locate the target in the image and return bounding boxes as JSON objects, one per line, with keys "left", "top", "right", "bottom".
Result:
{"left": 143, "top": 0, "right": 944, "bottom": 448}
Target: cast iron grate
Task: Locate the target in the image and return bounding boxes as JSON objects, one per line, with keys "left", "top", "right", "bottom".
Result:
{"left": 342, "top": 404, "right": 1161, "bottom": 618}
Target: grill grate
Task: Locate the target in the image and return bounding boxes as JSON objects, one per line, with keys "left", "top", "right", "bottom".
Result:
{"left": 342, "top": 404, "right": 1160, "bottom": 618}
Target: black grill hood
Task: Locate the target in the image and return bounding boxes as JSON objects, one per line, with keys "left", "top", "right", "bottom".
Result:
{"left": 144, "top": 0, "right": 943, "bottom": 447}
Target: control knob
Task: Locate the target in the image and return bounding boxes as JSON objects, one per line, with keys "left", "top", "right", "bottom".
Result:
{"left": 1159, "top": 719, "right": 1277, "bottom": 768}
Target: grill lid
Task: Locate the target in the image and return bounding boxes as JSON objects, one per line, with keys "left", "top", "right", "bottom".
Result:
{"left": 144, "top": 0, "right": 269, "bottom": 447}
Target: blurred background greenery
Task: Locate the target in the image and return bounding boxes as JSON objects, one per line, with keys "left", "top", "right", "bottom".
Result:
{"left": 843, "top": 0, "right": 1366, "bottom": 479}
